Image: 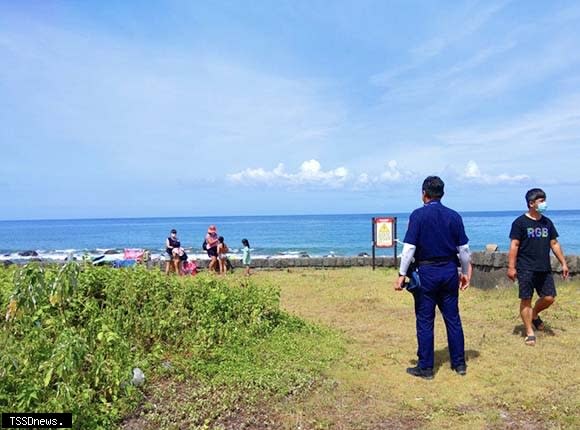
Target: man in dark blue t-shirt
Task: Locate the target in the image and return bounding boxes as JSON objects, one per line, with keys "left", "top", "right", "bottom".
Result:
{"left": 395, "top": 176, "right": 471, "bottom": 380}
{"left": 508, "top": 188, "right": 569, "bottom": 346}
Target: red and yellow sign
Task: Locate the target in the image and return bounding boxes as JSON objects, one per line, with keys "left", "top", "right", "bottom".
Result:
{"left": 374, "top": 217, "right": 395, "bottom": 248}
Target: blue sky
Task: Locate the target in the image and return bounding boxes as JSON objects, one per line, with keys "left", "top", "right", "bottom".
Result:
{"left": 1, "top": 0, "right": 579, "bottom": 219}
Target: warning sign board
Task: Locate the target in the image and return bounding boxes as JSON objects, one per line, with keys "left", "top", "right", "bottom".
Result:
{"left": 374, "top": 217, "right": 395, "bottom": 248}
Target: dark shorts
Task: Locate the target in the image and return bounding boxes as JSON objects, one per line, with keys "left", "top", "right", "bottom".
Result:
{"left": 207, "top": 246, "right": 218, "bottom": 258}
{"left": 517, "top": 270, "right": 556, "bottom": 299}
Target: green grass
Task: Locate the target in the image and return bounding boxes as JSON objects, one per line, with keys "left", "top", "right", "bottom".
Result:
{"left": 260, "top": 267, "right": 580, "bottom": 429}
{"left": 2, "top": 264, "right": 578, "bottom": 429}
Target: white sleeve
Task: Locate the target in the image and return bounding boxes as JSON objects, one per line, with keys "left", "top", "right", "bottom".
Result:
{"left": 457, "top": 244, "right": 471, "bottom": 275}
{"left": 398, "top": 243, "right": 416, "bottom": 276}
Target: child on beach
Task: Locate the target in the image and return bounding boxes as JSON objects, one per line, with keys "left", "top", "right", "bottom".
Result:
{"left": 217, "top": 236, "right": 229, "bottom": 275}
{"left": 242, "top": 238, "right": 252, "bottom": 276}
{"left": 507, "top": 188, "right": 569, "bottom": 346}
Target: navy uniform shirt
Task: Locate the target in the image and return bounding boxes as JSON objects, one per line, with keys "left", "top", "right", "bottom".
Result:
{"left": 403, "top": 200, "right": 469, "bottom": 262}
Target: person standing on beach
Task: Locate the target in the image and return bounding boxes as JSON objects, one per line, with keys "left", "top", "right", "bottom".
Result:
{"left": 395, "top": 176, "right": 471, "bottom": 380}
{"left": 205, "top": 225, "right": 219, "bottom": 273}
{"left": 507, "top": 188, "right": 569, "bottom": 346}
{"left": 242, "top": 238, "right": 252, "bottom": 276}
{"left": 217, "top": 236, "right": 229, "bottom": 275}
{"left": 165, "top": 229, "right": 182, "bottom": 275}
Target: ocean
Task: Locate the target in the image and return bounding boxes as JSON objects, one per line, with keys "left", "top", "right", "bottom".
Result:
{"left": 1, "top": 211, "right": 579, "bottom": 263}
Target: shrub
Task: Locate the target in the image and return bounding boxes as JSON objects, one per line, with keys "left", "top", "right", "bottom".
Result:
{"left": 0, "top": 262, "right": 297, "bottom": 428}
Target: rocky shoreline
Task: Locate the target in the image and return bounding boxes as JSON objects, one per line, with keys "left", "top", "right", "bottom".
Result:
{"left": 2, "top": 251, "right": 576, "bottom": 287}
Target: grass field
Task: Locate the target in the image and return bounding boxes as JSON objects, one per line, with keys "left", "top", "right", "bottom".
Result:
{"left": 3, "top": 264, "right": 577, "bottom": 429}
{"left": 246, "top": 267, "right": 579, "bottom": 430}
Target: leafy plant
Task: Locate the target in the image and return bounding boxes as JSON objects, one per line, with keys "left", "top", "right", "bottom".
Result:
{"left": 0, "top": 263, "right": 342, "bottom": 429}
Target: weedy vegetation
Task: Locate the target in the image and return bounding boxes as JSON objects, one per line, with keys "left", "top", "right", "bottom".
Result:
{"left": 2, "top": 264, "right": 578, "bottom": 429}
{"left": 0, "top": 263, "right": 343, "bottom": 429}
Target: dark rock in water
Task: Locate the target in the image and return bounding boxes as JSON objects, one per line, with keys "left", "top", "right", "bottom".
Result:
{"left": 358, "top": 252, "right": 369, "bottom": 257}
{"left": 19, "top": 250, "right": 39, "bottom": 257}
{"left": 3, "top": 260, "right": 13, "bottom": 267}
{"left": 299, "top": 252, "right": 310, "bottom": 258}
{"left": 93, "top": 260, "right": 111, "bottom": 267}
{"left": 104, "top": 249, "right": 119, "bottom": 255}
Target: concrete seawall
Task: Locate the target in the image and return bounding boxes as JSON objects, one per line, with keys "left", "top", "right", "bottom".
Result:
{"left": 469, "top": 252, "right": 577, "bottom": 288}
{"left": 6, "top": 251, "right": 575, "bottom": 289}
{"left": 187, "top": 251, "right": 577, "bottom": 288}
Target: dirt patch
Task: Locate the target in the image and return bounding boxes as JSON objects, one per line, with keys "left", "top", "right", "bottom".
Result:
{"left": 366, "top": 416, "right": 427, "bottom": 430}
{"left": 277, "top": 378, "right": 428, "bottom": 430}
{"left": 120, "top": 376, "right": 283, "bottom": 430}
{"left": 485, "top": 409, "right": 548, "bottom": 430}
{"left": 214, "top": 404, "right": 281, "bottom": 430}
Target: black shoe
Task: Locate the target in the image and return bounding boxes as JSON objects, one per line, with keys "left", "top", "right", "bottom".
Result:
{"left": 452, "top": 364, "right": 467, "bottom": 376}
{"left": 406, "top": 366, "right": 434, "bottom": 380}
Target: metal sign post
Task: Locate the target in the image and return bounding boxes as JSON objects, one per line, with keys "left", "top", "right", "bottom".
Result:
{"left": 372, "top": 217, "right": 397, "bottom": 270}
{"left": 393, "top": 220, "right": 398, "bottom": 267}
{"left": 371, "top": 217, "right": 376, "bottom": 270}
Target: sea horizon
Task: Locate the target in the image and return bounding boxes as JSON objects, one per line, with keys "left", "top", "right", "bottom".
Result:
{"left": 3, "top": 208, "right": 580, "bottom": 223}
{"left": 2, "top": 210, "right": 579, "bottom": 262}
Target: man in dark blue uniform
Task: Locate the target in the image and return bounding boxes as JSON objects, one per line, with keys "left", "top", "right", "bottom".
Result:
{"left": 395, "top": 176, "right": 471, "bottom": 380}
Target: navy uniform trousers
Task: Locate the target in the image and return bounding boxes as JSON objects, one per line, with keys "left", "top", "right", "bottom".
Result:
{"left": 413, "top": 261, "right": 465, "bottom": 369}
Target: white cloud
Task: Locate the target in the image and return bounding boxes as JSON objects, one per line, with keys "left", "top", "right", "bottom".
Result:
{"left": 460, "top": 160, "right": 530, "bottom": 184}
{"left": 378, "top": 160, "right": 418, "bottom": 183}
{"left": 233, "top": 157, "right": 520, "bottom": 191}
{"left": 351, "top": 159, "right": 418, "bottom": 190}
{"left": 356, "top": 173, "right": 370, "bottom": 185}
{"left": 227, "top": 159, "right": 349, "bottom": 188}
{"left": 228, "top": 158, "right": 425, "bottom": 190}
{"left": 463, "top": 160, "right": 482, "bottom": 178}
{"left": 380, "top": 160, "right": 402, "bottom": 181}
